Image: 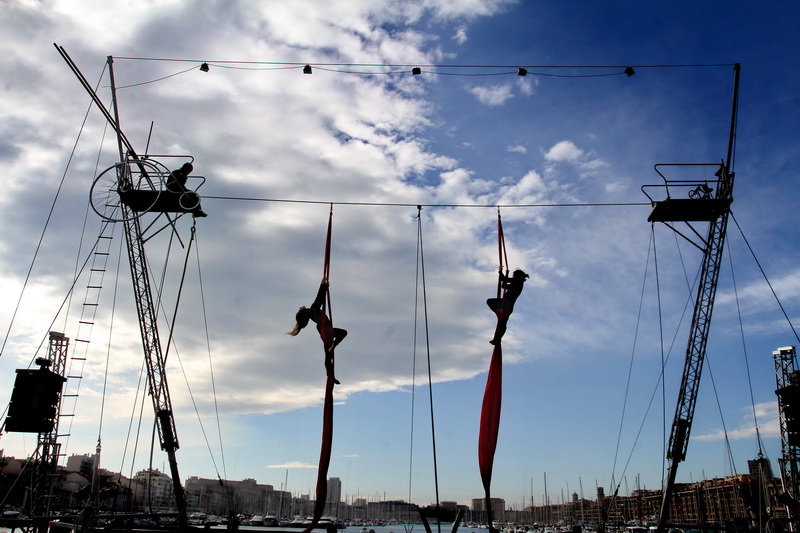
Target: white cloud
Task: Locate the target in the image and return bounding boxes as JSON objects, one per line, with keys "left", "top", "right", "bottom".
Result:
{"left": 517, "top": 76, "right": 536, "bottom": 96}
{"left": 694, "top": 402, "right": 780, "bottom": 441}
{"left": 544, "top": 140, "right": 585, "bottom": 163}
{"left": 716, "top": 268, "right": 800, "bottom": 313}
{"left": 468, "top": 83, "right": 515, "bottom": 106}
{"left": 507, "top": 144, "right": 527, "bottom": 154}
{"left": 267, "top": 461, "right": 317, "bottom": 469}
{"left": 454, "top": 25, "right": 468, "bottom": 44}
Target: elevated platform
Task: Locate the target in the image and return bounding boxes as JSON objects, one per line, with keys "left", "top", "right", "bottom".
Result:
{"left": 91, "top": 157, "right": 207, "bottom": 222}
{"left": 120, "top": 189, "right": 202, "bottom": 215}
{"left": 642, "top": 163, "right": 732, "bottom": 224}
{"left": 647, "top": 197, "right": 732, "bottom": 223}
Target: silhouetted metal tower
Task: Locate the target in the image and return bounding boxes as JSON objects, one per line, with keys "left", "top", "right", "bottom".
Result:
{"left": 643, "top": 63, "right": 740, "bottom": 533}
{"left": 56, "top": 45, "right": 208, "bottom": 528}
{"left": 774, "top": 346, "right": 800, "bottom": 531}
{"left": 3, "top": 332, "right": 69, "bottom": 531}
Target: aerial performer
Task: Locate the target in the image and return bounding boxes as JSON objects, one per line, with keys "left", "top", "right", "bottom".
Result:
{"left": 288, "top": 208, "right": 343, "bottom": 533}
{"left": 486, "top": 269, "right": 529, "bottom": 345}
{"left": 479, "top": 211, "right": 530, "bottom": 533}
{"left": 288, "top": 279, "right": 348, "bottom": 384}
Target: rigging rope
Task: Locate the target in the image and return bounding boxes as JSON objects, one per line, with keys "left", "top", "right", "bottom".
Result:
{"left": 496, "top": 210, "right": 509, "bottom": 299}
{"left": 608, "top": 227, "right": 655, "bottom": 500}
{"left": 114, "top": 57, "right": 736, "bottom": 69}
{"left": 0, "top": 64, "right": 108, "bottom": 359}
{"left": 731, "top": 213, "right": 800, "bottom": 344}
{"left": 726, "top": 242, "right": 766, "bottom": 456}
{"left": 704, "top": 354, "right": 738, "bottom": 477}
{"left": 203, "top": 195, "right": 648, "bottom": 209}
{"left": 407, "top": 208, "right": 423, "bottom": 514}
{"left": 90, "top": 227, "right": 125, "bottom": 506}
{"left": 50, "top": 117, "right": 118, "bottom": 473}
{"left": 194, "top": 229, "right": 237, "bottom": 514}
{"left": 169, "top": 227, "right": 228, "bottom": 481}
{"left": 653, "top": 224, "right": 667, "bottom": 485}
{"left": 416, "top": 206, "right": 443, "bottom": 531}
{"left": 607, "top": 221, "right": 725, "bottom": 506}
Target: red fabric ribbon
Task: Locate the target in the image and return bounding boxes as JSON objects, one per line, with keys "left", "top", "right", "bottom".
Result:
{"left": 303, "top": 208, "right": 336, "bottom": 533}
{"left": 478, "top": 343, "right": 502, "bottom": 529}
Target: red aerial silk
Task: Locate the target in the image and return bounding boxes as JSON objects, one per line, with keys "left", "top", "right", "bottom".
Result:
{"left": 478, "top": 343, "right": 502, "bottom": 529}
{"left": 478, "top": 212, "right": 507, "bottom": 532}
{"left": 304, "top": 209, "right": 336, "bottom": 533}
{"left": 305, "top": 374, "right": 334, "bottom": 532}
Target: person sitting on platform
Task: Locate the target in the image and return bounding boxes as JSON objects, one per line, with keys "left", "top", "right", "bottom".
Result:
{"left": 166, "top": 162, "right": 207, "bottom": 217}
{"left": 166, "top": 162, "right": 192, "bottom": 192}
{"left": 486, "top": 269, "right": 529, "bottom": 345}
{"left": 288, "top": 280, "right": 347, "bottom": 384}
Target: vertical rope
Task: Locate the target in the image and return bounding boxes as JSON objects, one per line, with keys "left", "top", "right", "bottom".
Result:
{"left": 496, "top": 210, "right": 508, "bottom": 299}
{"left": 418, "top": 206, "right": 442, "bottom": 532}
{"left": 726, "top": 241, "right": 765, "bottom": 456}
{"left": 407, "top": 208, "right": 423, "bottom": 518}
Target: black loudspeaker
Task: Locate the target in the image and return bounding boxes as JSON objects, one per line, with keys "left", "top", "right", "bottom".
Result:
{"left": 4, "top": 368, "right": 66, "bottom": 433}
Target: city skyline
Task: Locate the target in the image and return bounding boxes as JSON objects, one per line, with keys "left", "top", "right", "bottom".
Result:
{"left": 2, "top": 449, "right": 781, "bottom": 529}
{"left": 1, "top": 449, "right": 786, "bottom": 514}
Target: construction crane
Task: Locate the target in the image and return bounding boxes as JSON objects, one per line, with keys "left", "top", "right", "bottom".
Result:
{"left": 57, "top": 45, "right": 209, "bottom": 528}
{"left": 640, "top": 63, "right": 740, "bottom": 533}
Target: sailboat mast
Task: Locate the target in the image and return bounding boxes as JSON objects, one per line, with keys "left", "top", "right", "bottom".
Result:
{"left": 543, "top": 473, "right": 549, "bottom": 524}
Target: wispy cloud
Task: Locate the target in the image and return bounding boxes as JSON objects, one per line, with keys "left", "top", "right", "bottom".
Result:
{"left": 468, "top": 83, "right": 514, "bottom": 106}
{"left": 694, "top": 402, "right": 780, "bottom": 441}
{"left": 453, "top": 26, "right": 468, "bottom": 44}
{"left": 267, "top": 462, "right": 317, "bottom": 469}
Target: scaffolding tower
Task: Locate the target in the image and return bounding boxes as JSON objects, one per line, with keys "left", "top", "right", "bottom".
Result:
{"left": 774, "top": 345, "right": 800, "bottom": 531}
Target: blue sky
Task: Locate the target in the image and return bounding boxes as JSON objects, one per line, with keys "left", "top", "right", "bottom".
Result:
{"left": 1, "top": 0, "right": 800, "bottom": 512}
